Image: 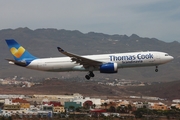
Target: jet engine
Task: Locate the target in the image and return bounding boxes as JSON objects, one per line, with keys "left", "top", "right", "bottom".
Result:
{"left": 100, "top": 62, "right": 118, "bottom": 73}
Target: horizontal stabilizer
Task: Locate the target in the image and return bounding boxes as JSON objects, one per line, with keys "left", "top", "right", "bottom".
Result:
{"left": 5, "top": 59, "right": 27, "bottom": 67}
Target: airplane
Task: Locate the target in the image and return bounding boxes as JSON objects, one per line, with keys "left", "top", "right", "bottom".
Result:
{"left": 5, "top": 39, "right": 174, "bottom": 80}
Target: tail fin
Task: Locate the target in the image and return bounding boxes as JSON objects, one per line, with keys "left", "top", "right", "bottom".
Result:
{"left": 5, "top": 39, "right": 37, "bottom": 63}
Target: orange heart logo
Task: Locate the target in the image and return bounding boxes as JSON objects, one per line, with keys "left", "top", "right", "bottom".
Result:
{"left": 10, "top": 46, "right": 25, "bottom": 58}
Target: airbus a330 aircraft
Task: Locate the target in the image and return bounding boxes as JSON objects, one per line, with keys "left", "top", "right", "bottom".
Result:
{"left": 5, "top": 39, "right": 174, "bottom": 80}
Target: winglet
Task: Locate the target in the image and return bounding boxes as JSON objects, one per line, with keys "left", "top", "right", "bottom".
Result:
{"left": 57, "top": 47, "right": 78, "bottom": 57}
{"left": 57, "top": 47, "right": 64, "bottom": 52}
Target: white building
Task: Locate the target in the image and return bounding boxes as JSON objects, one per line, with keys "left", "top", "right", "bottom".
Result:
{"left": 5, "top": 99, "right": 12, "bottom": 105}
{"left": 33, "top": 93, "right": 83, "bottom": 100}
{"left": 72, "top": 97, "right": 101, "bottom": 108}
{"left": 172, "top": 99, "right": 180, "bottom": 103}
{"left": 0, "top": 95, "right": 26, "bottom": 99}
{"left": 133, "top": 102, "right": 144, "bottom": 109}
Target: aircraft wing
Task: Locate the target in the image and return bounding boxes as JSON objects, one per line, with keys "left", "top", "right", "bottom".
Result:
{"left": 57, "top": 47, "right": 103, "bottom": 68}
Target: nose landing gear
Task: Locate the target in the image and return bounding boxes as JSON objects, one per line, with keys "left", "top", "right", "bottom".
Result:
{"left": 155, "top": 66, "right": 158, "bottom": 72}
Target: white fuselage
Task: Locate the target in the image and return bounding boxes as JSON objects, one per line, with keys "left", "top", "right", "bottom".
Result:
{"left": 26, "top": 51, "right": 173, "bottom": 72}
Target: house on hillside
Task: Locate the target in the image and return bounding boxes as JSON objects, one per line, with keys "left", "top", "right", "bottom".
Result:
{"left": 64, "top": 102, "right": 81, "bottom": 111}
{"left": 73, "top": 97, "right": 101, "bottom": 108}
{"left": 12, "top": 98, "right": 30, "bottom": 109}
{"left": 149, "top": 102, "right": 168, "bottom": 110}
{"left": 42, "top": 101, "right": 65, "bottom": 113}
{"left": 4, "top": 99, "right": 20, "bottom": 110}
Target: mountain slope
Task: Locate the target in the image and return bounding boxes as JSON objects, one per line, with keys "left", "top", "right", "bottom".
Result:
{"left": 0, "top": 28, "right": 179, "bottom": 82}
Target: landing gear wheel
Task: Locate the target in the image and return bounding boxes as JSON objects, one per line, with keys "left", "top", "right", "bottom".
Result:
{"left": 85, "top": 75, "right": 90, "bottom": 80}
{"left": 89, "top": 72, "right": 95, "bottom": 77}
{"left": 155, "top": 66, "right": 158, "bottom": 72}
{"left": 85, "top": 71, "right": 95, "bottom": 80}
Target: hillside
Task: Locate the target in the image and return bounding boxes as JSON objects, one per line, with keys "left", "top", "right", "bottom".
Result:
{"left": 0, "top": 27, "right": 179, "bottom": 82}
{"left": 126, "top": 80, "right": 180, "bottom": 100}
{"left": 0, "top": 79, "right": 180, "bottom": 100}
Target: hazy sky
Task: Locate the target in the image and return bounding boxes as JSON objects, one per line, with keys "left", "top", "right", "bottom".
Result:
{"left": 1, "top": 0, "right": 180, "bottom": 42}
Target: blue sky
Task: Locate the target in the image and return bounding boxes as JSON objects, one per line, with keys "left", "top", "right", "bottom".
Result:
{"left": 1, "top": 0, "right": 180, "bottom": 42}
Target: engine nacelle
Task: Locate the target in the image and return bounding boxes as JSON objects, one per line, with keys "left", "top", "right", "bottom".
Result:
{"left": 100, "top": 62, "right": 118, "bottom": 73}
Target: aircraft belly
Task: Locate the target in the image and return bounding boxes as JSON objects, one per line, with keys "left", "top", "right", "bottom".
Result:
{"left": 47, "top": 62, "right": 77, "bottom": 72}
{"left": 118, "top": 59, "right": 158, "bottom": 68}
{"left": 120, "top": 63, "right": 157, "bottom": 68}
{"left": 27, "top": 60, "right": 77, "bottom": 72}
{"left": 50, "top": 63, "right": 76, "bottom": 71}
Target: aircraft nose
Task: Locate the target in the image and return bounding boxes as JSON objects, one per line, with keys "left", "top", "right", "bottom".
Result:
{"left": 172, "top": 56, "right": 174, "bottom": 59}
{"left": 168, "top": 56, "right": 174, "bottom": 62}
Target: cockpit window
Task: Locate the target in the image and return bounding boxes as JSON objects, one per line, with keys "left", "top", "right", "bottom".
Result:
{"left": 165, "top": 54, "right": 169, "bottom": 56}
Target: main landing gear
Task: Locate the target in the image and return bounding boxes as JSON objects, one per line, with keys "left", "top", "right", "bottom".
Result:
{"left": 155, "top": 66, "right": 158, "bottom": 72}
{"left": 85, "top": 71, "right": 95, "bottom": 80}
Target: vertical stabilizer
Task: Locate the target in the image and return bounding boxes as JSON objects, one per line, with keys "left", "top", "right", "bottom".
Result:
{"left": 5, "top": 39, "right": 37, "bottom": 66}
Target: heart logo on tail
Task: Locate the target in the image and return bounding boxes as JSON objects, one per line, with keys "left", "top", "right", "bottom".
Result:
{"left": 10, "top": 46, "right": 25, "bottom": 58}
